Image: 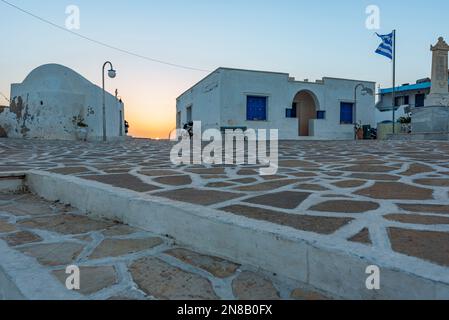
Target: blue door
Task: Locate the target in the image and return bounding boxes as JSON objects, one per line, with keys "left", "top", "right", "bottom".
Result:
{"left": 340, "top": 103, "right": 354, "bottom": 124}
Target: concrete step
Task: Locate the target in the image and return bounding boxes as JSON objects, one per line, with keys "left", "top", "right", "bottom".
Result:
{"left": 0, "top": 173, "right": 26, "bottom": 193}
{"left": 387, "top": 132, "right": 449, "bottom": 141}
{"left": 19, "top": 170, "right": 449, "bottom": 300}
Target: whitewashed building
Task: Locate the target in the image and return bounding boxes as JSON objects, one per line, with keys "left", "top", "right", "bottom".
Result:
{"left": 176, "top": 68, "right": 376, "bottom": 140}
{"left": 0, "top": 64, "right": 126, "bottom": 141}
{"left": 375, "top": 76, "right": 449, "bottom": 122}
{"left": 375, "top": 77, "right": 443, "bottom": 112}
{"left": 376, "top": 74, "right": 449, "bottom": 109}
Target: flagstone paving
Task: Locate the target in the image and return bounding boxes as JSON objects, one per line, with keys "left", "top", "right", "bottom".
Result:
{"left": 0, "top": 192, "right": 326, "bottom": 300}
{"left": 348, "top": 228, "right": 372, "bottom": 245}
{"left": 1, "top": 138, "right": 449, "bottom": 293}
{"left": 53, "top": 266, "right": 118, "bottom": 295}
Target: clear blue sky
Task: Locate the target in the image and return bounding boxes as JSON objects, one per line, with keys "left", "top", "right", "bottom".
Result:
{"left": 1, "top": 0, "right": 448, "bottom": 137}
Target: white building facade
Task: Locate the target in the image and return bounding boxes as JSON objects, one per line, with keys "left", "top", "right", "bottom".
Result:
{"left": 376, "top": 78, "right": 435, "bottom": 111}
{"left": 375, "top": 77, "right": 449, "bottom": 122}
{"left": 374, "top": 79, "right": 431, "bottom": 124}
{"left": 176, "top": 68, "right": 376, "bottom": 140}
{"left": 0, "top": 64, "right": 126, "bottom": 141}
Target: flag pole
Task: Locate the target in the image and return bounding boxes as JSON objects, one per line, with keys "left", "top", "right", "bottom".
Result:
{"left": 392, "top": 29, "right": 397, "bottom": 134}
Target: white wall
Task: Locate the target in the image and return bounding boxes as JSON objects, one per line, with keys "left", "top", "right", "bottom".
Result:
{"left": 377, "top": 88, "right": 430, "bottom": 110}
{"left": 176, "top": 70, "right": 221, "bottom": 131}
{"left": 375, "top": 106, "right": 409, "bottom": 124}
{"left": 0, "top": 64, "right": 125, "bottom": 141}
{"left": 375, "top": 88, "right": 430, "bottom": 125}
{"left": 219, "top": 69, "right": 293, "bottom": 138}
{"left": 319, "top": 77, "right": 376, "bottom": 139}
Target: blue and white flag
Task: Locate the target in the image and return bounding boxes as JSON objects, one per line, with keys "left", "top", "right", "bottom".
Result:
{"left": 375, "top": 32, "right": 394, "bottom": 60}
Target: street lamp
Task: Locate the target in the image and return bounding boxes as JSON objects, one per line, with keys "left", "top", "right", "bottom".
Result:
{"left": 115, "top": 91, "right": 124, "bottom": 137}
{"left": 354, "top": 84, "right": 374, "bottom": 140}
{"left": 102, "top": 61, "right": 117, "bottom": 141}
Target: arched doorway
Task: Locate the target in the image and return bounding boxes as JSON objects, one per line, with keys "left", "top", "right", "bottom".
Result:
{"left": 293, "top": 91, "right": 318, "bottom": 137}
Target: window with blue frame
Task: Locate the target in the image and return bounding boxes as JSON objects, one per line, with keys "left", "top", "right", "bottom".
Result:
{"left": 317, "top": 110, "right": 326, "bottom": 119}
{"left": 247, "top": 96, "right": 267, "bottom": 121}
{"left": 286, "top": 102, "right": 297, "bottom": 118}
{"left": 340, "top": 102, "right": 354, "bottom": 124}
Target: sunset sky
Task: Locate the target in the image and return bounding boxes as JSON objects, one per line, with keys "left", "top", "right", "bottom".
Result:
{"left": 1, "top": 0, "right": 448, "bottom": 138}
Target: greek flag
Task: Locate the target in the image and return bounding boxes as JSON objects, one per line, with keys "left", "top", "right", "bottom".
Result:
{"left": 375, "top": 32, "right": 394, "bottom": 60}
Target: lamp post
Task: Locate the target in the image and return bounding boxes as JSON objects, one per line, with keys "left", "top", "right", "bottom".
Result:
{"left": 116, "top": 93, "right": 124, "bottom": 137}
{"left": 354, "top": 84, "right": 374, "bottom": 140}
{"left": 102, "top": 61, "right": 117, "bottom": 141}
{"left": 0, "top": 91, "right": 10, "bottom": 103}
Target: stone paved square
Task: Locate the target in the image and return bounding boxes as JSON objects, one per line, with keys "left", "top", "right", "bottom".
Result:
{"left": 1, "top": 138, "right": 449, "bottom": 300}
{"left": 0, "top": 188, "right": 323, "bottom": 300}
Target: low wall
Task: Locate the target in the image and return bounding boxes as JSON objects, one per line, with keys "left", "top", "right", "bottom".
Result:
{"left": 378, "top": 123, "right": 401, "bottom": 140}
{"left": 310, "top": 120, "right": 355, "bottom": 140}
{"left": 0, "top": 173, "right": 26, "bottom": 193}
{"left": 24, "top": 170, "right": 449, "bottom": 300}
{"left": 412, "top": 106, "right": 449, "bottom": 133}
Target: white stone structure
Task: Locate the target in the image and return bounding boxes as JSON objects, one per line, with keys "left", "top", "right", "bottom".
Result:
{"left": 426, "top": 37, "right": 449, "bottom": 106}
{"left": 0, "top": 64, "right": 126, "bottom": 141}
{"left": 176, "top": 68, "right": 376, "bottom": 140}
{"left": 412, "top": 37, "right": 449, "bottom": 137}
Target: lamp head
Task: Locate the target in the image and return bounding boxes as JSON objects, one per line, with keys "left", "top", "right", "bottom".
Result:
{"left": 108, "top": 69, "right": 117, "bottom": 79}
{"left": 361, "top": 87, "right": 374, "bottom": 96}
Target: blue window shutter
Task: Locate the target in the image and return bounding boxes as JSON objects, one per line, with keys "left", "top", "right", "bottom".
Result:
{"left": 340, "top": 103, "right": 353, "bottom": 124}
{"left": 317, "top": 111, "right": 326, "bottom": 119}
{"left": 292, "top": 103, "right": 297, "bottom": 116}
{"left": 247, "top": 96, "right": 267, "bottom": 121}
{"left": 285, "top": 103, "right": 297, "bottom": 118}
{"left": 247, "top": 97, "right": 255, "bottom": 120}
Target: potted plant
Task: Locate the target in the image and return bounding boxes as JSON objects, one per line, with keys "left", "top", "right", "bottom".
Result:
{"left": 355, "top": 121, "right": 364, "bottom": 140}
{"left": 72, "top": 115, "right": 89, "bottom": 141}
{"left": 398, "top": 115, "right": 412, "bottom": 134}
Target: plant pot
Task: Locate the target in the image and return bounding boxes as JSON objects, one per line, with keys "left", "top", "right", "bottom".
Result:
{"left": 75, "top": 127, "right": 88, "bottom": 141}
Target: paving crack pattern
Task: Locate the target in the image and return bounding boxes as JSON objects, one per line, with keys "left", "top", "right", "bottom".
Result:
{"left": 1, "top": 139, "right": 449, "bottom": 270}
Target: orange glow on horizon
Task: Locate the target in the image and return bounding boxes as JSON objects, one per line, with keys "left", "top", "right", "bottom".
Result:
{"left": 128, "top": 123, "right": 175, "bottom": 140}
{"left": 126, "top": 109, "right": 175, "bottom": 140}
{"left": 124, "top": 103, "right": 177, "bottom": 139}
{"left": 116, "top": 75, "right": 184, "bottom": 140}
